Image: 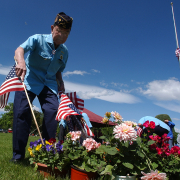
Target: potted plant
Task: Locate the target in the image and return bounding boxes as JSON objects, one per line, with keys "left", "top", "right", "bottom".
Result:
{"left": 99, "top": 112, "right": 154, "bottom": 180}
{"left": 62, "top": 131, "right": 118, "bottom": 180}
{"left": 28, "top": 138, "right": 70, "bottom": 178}
{"left": 145, "top": 133, "right": 180, "bottom": 179}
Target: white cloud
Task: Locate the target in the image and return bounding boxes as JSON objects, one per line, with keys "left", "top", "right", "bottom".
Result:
{"left": 91, "top": 69, "right": 100, "bottom": 73}
{"left": 175, "top": 128, "right": 180, "bottom": 133}
{"left": 172, "top": 118, "right": 180, "bottom": 121}
{"left": 0, "top": 64, "right": 11, "bottom": 75}
{"left": 100, "top": 81, "right": 108, "bottom": 87}
{"left": 65, "top": 81, "right": 140, "bottom": 104}
{"left": 63, "top": 70, "right": 89, "bottom": 77}
{"left": 111, "top": 82, "right": 128, "bottom": 87}
{"left": 140, "top": 78, "right": 180, "bottom": 101}
{"left": 32, "top": 105, "right": 40, "bottom": 111}
{"left": 154, "top": 102, "right": 180, "bottom": 113}
{"left": 0, "top": 108, "right": 5, "bottom": 113}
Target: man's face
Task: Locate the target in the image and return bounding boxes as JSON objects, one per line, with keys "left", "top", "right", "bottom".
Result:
{"left": 51, "top": 25, "right": 70, "bottom": 46}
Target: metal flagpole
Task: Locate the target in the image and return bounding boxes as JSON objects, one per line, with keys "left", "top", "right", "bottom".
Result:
{"left": 14, "top": 58, "right": 45, "bottom": 145}
{"left": 171, "top": 2, "right": 180, "bottom": 63}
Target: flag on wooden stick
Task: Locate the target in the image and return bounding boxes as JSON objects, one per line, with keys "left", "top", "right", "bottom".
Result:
{"left": 58, "top": 91, "right": 84, "bottom": 112}
{"left": 56, "top": 93, "right": 81, "bottom": 120}
{"left": 0, "top": 64, "right": 24, "bottom": 108}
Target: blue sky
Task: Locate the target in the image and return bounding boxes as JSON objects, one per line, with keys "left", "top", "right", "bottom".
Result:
{"left": 1, "top": 0, "right": 180, "bottom": 132}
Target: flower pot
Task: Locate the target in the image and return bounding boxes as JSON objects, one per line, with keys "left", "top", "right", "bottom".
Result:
{"left": 115, "top": 175, "right": 136, "bottom": 180}
{"left": 35, "top": 162, "right": 69, "bottom": 178}
{"left": 71, "top": 165, "right": 98, "bottom": 180}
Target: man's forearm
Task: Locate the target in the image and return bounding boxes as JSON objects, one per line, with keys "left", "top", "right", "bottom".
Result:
{"left": 15, "top": 47, "right": 25, "bottom": 65}
{"left": 14, "top": 47, "right": 26, "bottom": 81}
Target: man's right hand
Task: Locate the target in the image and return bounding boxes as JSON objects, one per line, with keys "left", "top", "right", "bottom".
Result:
{"left": 14, "top": 47, "right": 26, "bottom": 82}
{"left": 15, "top": 63, "right": 26, "bottom": 82}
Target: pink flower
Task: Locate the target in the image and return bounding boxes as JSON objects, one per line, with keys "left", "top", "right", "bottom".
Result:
{"left": 82, "top": 138, "right": 101, "bottom": 151}
{"left": 141, "top": 170, "right": 167, "bottom": 180}
{"left": 69, "top": 131, "right": 81, "bottom": 141}
{"left": 111, "top": 111, "right": 123, "bottom": 123}
{"left": 124, "top": 121, "right": 137, "bottom": 127}
{"left": 113, "top": 123, "right": 137, "bottom": 142}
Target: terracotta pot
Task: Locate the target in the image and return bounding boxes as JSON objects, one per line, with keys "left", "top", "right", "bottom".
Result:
{"left": 115, "top": 175, "right": 136, "bottom": 180}
{"left": 71, "top": 165, "right": 98, "bottom": 180}
{"left": 35, "top": 162, "right": 69, "bottom": 178}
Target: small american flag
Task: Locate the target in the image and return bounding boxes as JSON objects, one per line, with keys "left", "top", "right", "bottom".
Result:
{"left": 56, "top": 93, "right": 81, "bottom": 120}
{"left": 81, "top": 120, "right": 94, "bottom": 137}
{"left": 137, "top": 126, "right": 143, "bottom": 137}
{"left": 58, "top": 91, "right": 84, "bottom": 112}
{"left": 0, "top": 64, "right": 24, "bottom": 108}
{"left": 175, "top": 48, "right": 180, "bottom": 59}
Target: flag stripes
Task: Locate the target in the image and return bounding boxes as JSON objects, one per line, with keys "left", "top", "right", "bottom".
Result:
{"left": 0, "top": 64, "right": 24, "bottom": 108}
{"left": 58, "top": 91, "right": 84, "bottom": 112}
{"left": 56, "top": 94, "right": 81, "bottom": 120}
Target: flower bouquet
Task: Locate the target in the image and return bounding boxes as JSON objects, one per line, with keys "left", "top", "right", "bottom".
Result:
{"left": 28, "top": 138, "right": 70, "bottom": 174}
{"left": 62, "top": 131, "right": 118, "bottom": 179}
{"left": 99, "top": 112, "right": 153, "bottom": 178}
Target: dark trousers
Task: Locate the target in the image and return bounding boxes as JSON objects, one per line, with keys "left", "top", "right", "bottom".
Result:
{"left": 13, "top": 86, "right": 58, "bottom": 160}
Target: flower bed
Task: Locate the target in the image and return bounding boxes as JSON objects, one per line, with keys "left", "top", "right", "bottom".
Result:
{"left": 28, "top": 111, "right": 180, "bottom": 180}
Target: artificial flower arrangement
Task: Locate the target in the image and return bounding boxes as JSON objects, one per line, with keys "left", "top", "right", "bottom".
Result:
{"left": 28, "top": 138, "right": 70, "bottom": 172}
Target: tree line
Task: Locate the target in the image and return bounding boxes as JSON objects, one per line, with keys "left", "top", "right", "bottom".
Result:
{"left": 0, "top": 103, "right": 43, "bottom": 134}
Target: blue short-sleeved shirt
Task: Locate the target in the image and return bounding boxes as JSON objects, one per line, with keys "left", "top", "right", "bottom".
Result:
{"left": 138, "top": 116, "right": 170, "bottom": 131}
{"left": 20, "top": 34, "right": 68, "bottom": 95}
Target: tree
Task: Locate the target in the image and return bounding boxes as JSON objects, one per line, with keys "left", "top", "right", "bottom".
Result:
{"left": 30, "top": 108, "right": 43, "bottom": 135}
{"left": 155, "top": 114, "right": 178, "bottom": 144}
{"left": 0, "top": 103, "right": 44, "bottom": 133}
{"left": 0, "top": 103, "right": 13, "bottom": 129}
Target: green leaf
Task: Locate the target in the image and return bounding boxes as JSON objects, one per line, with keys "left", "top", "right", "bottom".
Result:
{"left": 99, "top": 136, "right": 106, "bottom": 139}
{"left": 124, "top": 141, "right": 129, "bottom": 148}
{"left": 152, "top": 162, "right": 158, "bottom": 169}
{"left": 122, "top": 162, "right": 134, "bottom": 169}
{"left": 137, "top": 150, "right": 145, "bottom": 158}
{"left": 147, "top": 140, "right": 155, "bottom": 146}
{"left": 105, "top": 147, "right": 118, "bottom": 155}
{"left": 100, "top": 165, "right": 114, "bottom": 176}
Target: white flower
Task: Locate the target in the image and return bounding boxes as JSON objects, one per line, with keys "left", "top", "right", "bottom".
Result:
{"left": 113, "top": 123, "right": 137, "bottom": 142}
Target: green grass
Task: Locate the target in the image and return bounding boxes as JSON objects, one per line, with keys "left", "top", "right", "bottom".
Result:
{"left": 0, "top": 133, "right": 70, "bottom": 180}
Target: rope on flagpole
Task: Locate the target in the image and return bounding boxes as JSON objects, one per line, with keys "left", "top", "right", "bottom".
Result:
{"left": 14, "top": 58, "right": 44, "bottom": 145}
{"left": 171, "top": 2, "right": 180, "bottom": 63}
{"left": 171, "top": 2, "right": 179, "bottom": 48}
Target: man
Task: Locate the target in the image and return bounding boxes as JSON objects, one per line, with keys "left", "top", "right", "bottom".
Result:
{"left": 138, "top": 116, "right": 170, "bottom": 137}
{"left": 11, "top": 12, "right": 73, "bottom": 162}
{"left": 164, "top": 119, "right": 175, "bottom": 150}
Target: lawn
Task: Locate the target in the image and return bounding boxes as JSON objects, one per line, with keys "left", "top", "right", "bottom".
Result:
{"left": 0, "top": 133, "right": 70, "bottom": 180}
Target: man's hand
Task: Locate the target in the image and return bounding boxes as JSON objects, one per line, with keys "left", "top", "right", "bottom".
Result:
{"left": 66, "top": 116, "right": 70, "bottom": 122}
{"left": 14, "top": 47, "right": 26, "bottom": 82}
{"left": 56, "top": 71, "right": 65, "bottom": 93}
{"left": 164, "top": 119, "right": 169, "bottom": 123}
{"left": 58, "top": 81, "right": 65, "bottom": 93}
{"left": 15, "top": 63, "right": 26, "bottom": 82}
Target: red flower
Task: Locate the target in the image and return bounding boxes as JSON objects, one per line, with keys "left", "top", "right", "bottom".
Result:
{"left": 156, "top": 147, "right": 163, "bottom": 155}
{"left": 48, "top": 138, "right": 56, "bottom": 144}
{"left": 143, "top": 121, "right": 149, "bottom": 128}
{"left": 149, "top": 121, "right": 155, "bottom": 129}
